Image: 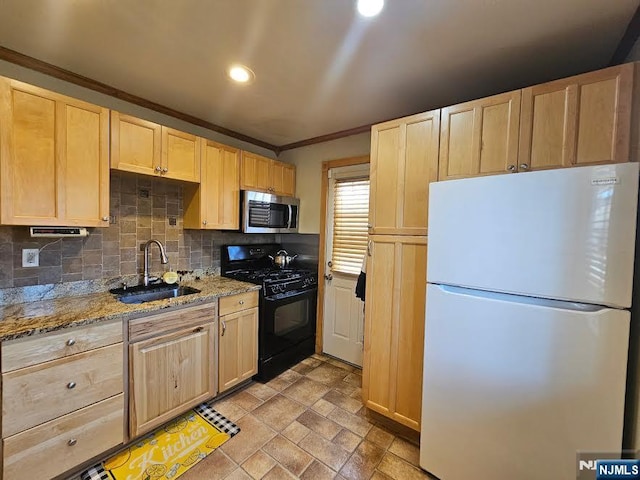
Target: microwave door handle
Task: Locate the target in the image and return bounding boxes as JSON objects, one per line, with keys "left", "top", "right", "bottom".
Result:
{"left": 287, "top": 205, "right": 293, "bottom": 229}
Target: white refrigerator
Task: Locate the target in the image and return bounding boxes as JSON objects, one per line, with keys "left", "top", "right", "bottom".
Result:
{"left": 420, "top": 162, "right": 639, "bottom": 480}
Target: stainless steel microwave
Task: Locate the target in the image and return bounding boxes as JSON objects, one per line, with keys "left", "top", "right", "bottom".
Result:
{"left": 242, "top": 191, "right": 299, "bottom": 233}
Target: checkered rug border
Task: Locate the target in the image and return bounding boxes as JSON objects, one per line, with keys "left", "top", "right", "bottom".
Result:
{"left": 80, "top": 403, "right": 239, "bottom": 480}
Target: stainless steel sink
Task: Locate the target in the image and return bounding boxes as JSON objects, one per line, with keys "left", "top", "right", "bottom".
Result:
{"left": 111, "top": 284, "right": 201, "bottom": 304}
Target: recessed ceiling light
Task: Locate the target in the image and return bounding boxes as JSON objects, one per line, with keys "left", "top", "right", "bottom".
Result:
{"left": 357, "top": 0, "right": 384, "bottom": 17}
{"left": 228, "top": 64, "right": 255, "bottom": 84}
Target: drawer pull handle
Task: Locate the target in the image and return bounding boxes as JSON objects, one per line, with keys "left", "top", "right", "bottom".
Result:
{"left": 239, "top": 300, "right": 244, "bottom": 305}
{"left": 193, "top": 326, "right": 204, "bottom": 333}
{"left": 67, "top": 381, "right": 76, "bottom": 389}
{"left": 68, "top": 438, "right": 77, "bottom": 446}
{"left": 66, "top": 338, "right": 76, "bottom": 346}
{"left": 221, "top": 321, "right": 226, "bottom": 336}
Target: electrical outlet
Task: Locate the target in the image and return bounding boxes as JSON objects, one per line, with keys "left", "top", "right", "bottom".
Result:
{"left": 22, "top": 249, "right": 39, "bottom": 268}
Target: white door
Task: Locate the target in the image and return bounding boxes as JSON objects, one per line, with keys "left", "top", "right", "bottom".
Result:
{"left": 322, "top": 164, "right": 369, "bottom": 366}
{"left": 421, "top": 284, "right": 630, "bottom": 480}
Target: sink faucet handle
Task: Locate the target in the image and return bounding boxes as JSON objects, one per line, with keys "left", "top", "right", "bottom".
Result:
{"left": 121, "top": 282, "right": 128, "bottom": 290}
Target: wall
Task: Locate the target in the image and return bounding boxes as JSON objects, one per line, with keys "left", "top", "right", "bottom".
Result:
{"left": 280, "top": 233, "right": 320, "bottom": 270}
{"left": 0, "top": 171, "right": 275, "bottom": 288}
{"left": 626, "top": 36, "right": 640, "bottom": 62}
{"left": 279, "top": 132, "right": 371, "bottom": 234}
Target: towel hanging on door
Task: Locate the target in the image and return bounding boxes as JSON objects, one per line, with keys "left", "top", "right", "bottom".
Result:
{"left": 355, "top": 255, "right": 366, "bottom": 301}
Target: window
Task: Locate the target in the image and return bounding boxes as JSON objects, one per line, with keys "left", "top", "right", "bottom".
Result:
{"left": 331, "top": 177, "right": 370, "bottom": 275}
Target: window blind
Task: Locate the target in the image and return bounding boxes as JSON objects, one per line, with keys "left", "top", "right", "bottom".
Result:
{"left": 332, "top": 177, "right": 370, "bottom": 275}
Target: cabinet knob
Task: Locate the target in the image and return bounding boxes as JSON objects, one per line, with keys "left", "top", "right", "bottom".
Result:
{"left": 193, "top": 326, "right": 204, "bottom": 333}
{"left": 67, "top": 438, "right": 77, "bottom": 447}
{"left": 101, "top": 216, "right": 109, "bottom": 222}
{"left": 519, "top": 163, "right": 529, "bottom": 170}
{"left": 162, "top": 167, "right": 168, "bottom": 174}
{"left": 155, "top": 166, "right": 162, "bottom": 172}
{"left": 66, "top": 338, "right": 76, "bottom": 346}
{"left": 507, "top": 165, "right": 517, "bottom": 172}
{"left": 221, "top": 321, "right": 226, "bottom": 336}
{"left": 239, "top": 300, "right": 244, "bottom": 305}
{"left": 202, "top": 220, "right": 207, "bottom": 225}
{"left": 67, "top": 381, "right": 76, "bottom": 389}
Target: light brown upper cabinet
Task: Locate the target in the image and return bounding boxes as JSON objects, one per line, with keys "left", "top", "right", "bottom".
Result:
{"left": 111, "top": 112, "right": 200, "bottom": 182}
{"left": 370, "top": 110, "right": 440, "bottom": 236}
{"left": 183, "top": 140, "right": 240, "bottom": 230}
{"left": 362, "top": 235, "right": 427, "bottom": 431}
{"left": 271, "top": 160, "right": 296, "bottom": 197}
{"left": 241, "top": 151, "right": 296, "bottom": 196}
{"left": 519, "top": 63, "right": 634, "bottom": 171}
{"left": 0, "top": 77, "right": 110, "bottom": 227}
{"left": 439, "top": 91, "right": 521, "bottom": 180}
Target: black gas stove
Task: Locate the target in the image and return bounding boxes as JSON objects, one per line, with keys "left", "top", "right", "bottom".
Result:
{"left": 221, "top": 244, "right": 317, "bottom": 381}
{"left": 223, "top": 268, "right": 318, "bottom": 298}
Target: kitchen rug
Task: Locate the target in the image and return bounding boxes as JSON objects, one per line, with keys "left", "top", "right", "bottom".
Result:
{"left": 81, "top": 403, "right": 239, "bottom": 480}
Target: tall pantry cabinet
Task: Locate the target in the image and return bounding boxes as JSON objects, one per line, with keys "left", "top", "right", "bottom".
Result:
{"left": 362, "top": 110, "right": 439, "bottom": 431}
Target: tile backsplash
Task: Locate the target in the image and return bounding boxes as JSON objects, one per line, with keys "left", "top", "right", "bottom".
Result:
{"left": 0, "top": 171, "right": 276, "bottom": 289}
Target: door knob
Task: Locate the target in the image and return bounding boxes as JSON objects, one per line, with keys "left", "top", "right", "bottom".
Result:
{"left": 324, "top": 273, "right": 333, "bottom": 281}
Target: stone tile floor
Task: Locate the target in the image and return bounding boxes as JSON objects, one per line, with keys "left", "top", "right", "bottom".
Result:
{"left": 181, "top": 353, "right": 432, "bottom": 480}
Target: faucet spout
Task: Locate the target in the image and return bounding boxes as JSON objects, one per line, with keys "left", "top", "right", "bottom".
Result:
{"left": 143, "top": 240, "right": 169, "bottom": 286}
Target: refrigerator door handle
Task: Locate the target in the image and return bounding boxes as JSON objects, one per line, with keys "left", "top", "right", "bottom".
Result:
{"left": 433, "top": 284, "right": 613, "bottom": 313}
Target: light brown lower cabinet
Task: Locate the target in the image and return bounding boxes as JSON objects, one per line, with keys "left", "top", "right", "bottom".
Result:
{"left": 362, "top": 235, "right": 427, "bottom": 431}
{"left": 129, "top": 320, "right": 216, "bottom": 437}
{"left": 219, "top": 292, "right": 259, "bottom": 392}
{"left": 0, "top": 319, "right": 125, "bottom": 480}
{"left": 3, "top": 394, "right": 124, "bottom": 480}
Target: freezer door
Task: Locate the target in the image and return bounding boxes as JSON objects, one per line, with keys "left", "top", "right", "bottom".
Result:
{"left": 420, "top": 284, "right": 630, "bottom": 480}
{"left": 428, "top": 162, "right": 638, "bottom": 308}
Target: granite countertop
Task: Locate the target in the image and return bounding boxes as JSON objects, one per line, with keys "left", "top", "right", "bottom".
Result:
{"left": 0, "top": 276, "right": 260, "bottom": 341}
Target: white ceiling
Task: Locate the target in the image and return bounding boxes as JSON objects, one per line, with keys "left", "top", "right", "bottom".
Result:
{"left": 0, "top": 0, "right": 637, "bottom": 149}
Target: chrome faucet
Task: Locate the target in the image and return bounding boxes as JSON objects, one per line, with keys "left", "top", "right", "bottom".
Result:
{"left": 143, "top": 240, "right": 169, "bottom": 286}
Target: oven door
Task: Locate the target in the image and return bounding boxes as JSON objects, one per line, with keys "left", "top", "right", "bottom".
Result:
{"left": 260, "top": 288, "right": 317, "bottom": 361}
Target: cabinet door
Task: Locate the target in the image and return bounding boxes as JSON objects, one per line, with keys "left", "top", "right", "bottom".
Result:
{"left": 110, "top": 112, "right": 162, "bottom": 176}
{"left": 219, "top": 307, "right": 258, "bottom": 392}
{"left": 129, "top": 323, "right": 216, "bottom": 437}
{"left": 0, "top": 79, "right": 109, "bottom": 227}
{"left": 362, "top": 235, "right": 427, "bottom": 431}
{"left": 271, "top": 161, "right": 296, "bottom": 196}
{"left": 241, "top": 151, "right": 272, "bottom": 192}
{"left": 161, "top": 127, "right": 201, "bottom": 182}
{"left": 282, "top": 163, "right": 296, "bottom": 196}
{"left": 62, "top": 99, "right": 110, "bottom": 226}
{"left": 519, "top": 63, "right": 633, "bottom": 171}
{"left": 369, "top": 110, "right": 439, "bottom": 236}
{"left": 439, "top": 91, "right": 520, "bottom": 180}
{"left": 184, "top": 140, "right": 240, "bottom": 230}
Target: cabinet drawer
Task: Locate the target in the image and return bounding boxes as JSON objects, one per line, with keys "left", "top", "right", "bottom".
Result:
{"left": 3, "top": 393, "right": 124, "bottom": 480}
{"left": 219, "top": 291, "right": 259, "bottom": 316}
{"left": 2, "top": 343, "right": 123, "bottom": 437}
{"left": 1, "top": 319, "right": 122, "bottom": 373}
{"left": 129, "top": 301, "right": 216, "bottom": 342}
